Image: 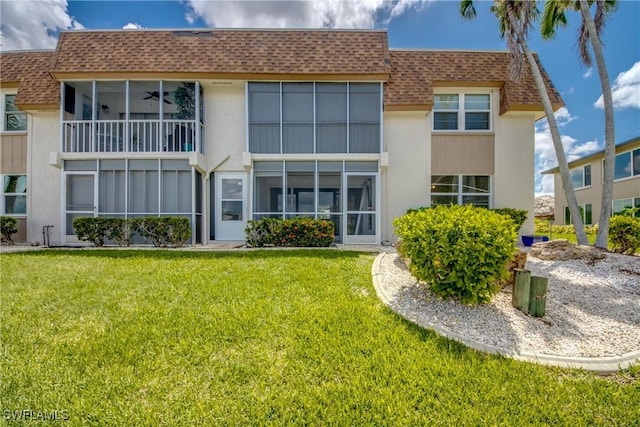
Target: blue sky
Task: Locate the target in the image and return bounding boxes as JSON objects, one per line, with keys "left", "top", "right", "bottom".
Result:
{"left": 1, "top": 0, "right": 639, "bottom": 195}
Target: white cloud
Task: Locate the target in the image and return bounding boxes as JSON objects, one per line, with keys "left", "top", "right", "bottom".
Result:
{"left": 594, "top": 61, "right": 640, "bottom": 109}
{"left": 183, "top": 0, "right": 433, "bottom": 29}
{"left": 582, "top": 67, "right": 593, "bottom": 79}
{"left": 0, "top": 0, "right": 83, "bottom": 51}
{"left": 123, "top": 22, "right": 145, "bottom": 30}
{"left": 534, "top": 108, "right": 601, "bottom": 195}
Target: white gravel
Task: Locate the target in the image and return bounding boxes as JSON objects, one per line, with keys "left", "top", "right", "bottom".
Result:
{"left": 377, "top": 251, "right": 640, "bottom": 358}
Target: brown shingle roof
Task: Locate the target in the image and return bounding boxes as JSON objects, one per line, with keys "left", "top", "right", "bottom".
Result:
{"left": 51, "top": 29, "right": 391, "bottom": 79}
{"left": 1, "top": 30, "right": 563, "bottom": 116}
{"left": 0, "top": 50, "right": 59, "bottom": 109}
{"left": 384, "top": 50, "right": 563, "bottom": 115}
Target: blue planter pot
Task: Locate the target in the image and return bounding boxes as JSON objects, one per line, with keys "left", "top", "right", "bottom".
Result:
{"left": 522, "top": 235, "right": 549, "bottom": 247}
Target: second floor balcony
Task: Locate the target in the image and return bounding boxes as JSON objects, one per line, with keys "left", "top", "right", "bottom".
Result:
{"left": 61, "top": 80, "right": 203, "bottom": 154}
{"left": 63, "top": 119, "right": 202, "bottom": 153}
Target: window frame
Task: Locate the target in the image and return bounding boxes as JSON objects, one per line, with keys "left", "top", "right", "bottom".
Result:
{"left": 570, "top": 164, "right": 592, "bottom": 189}
{"left": 2, "top": 92, "right": 28, "bottom": 133}
{"left": 433, "top": 92, "right": 492, "bottom": 132}
{"left": 246, "top": 82, "right": 383, "bottom": 154}
{"left": 612, "top": 197, "right": 640, "bottom": 217}
{"left": 1, "top": 174, "right": 27, "bottom": 217}
{"left": 609, "top": 148, "right": 640, "bottom": 182}
{"left": 564, "top": 203, "right": 593, "bottom": 225}
{"left": 430, "top": 174, "right": 492, "bottom": 208}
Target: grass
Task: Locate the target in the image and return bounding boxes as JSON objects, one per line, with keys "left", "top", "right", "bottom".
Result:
{"left": 542, "top": 232, "right": 598, "bottom": 245}
{"left": 1, "top": 250, "right": 639, "bottom": 425}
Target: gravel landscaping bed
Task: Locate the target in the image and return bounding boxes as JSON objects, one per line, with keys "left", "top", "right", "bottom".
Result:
{"left": 376, "top": 251, "right": 640, "bottom": 359}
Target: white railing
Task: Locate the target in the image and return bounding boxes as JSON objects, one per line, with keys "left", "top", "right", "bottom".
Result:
{"left": 63, "top": 119, "right": 201, "bottom": 153}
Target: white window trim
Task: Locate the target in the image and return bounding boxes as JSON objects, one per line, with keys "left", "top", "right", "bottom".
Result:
{"left": 612, "top": 197, "right": 640, "bottom": 215}
{"left": 604, "top": 148, "right": 640, "bottom": 183}
{"left": 570, "top": 164, "right": 592, "bottom": 189}
{"left": 432, "top": 92, "right": 492, "bottom": 132}
{"left": 1, "top": 174, "right": 27, "bottom": 217}
{"left": 1, "top": 91, "right": 28, "bottom": 134}
{"left": 430, "top": 174, "right": 492, "bottom": 208}
{"left": 565, "top": 203, "right": 592, "bottom": 225}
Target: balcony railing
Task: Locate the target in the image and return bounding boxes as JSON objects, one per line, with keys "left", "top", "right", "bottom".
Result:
{"left": 62, "top": 120, "right": 202, "bottom": 153}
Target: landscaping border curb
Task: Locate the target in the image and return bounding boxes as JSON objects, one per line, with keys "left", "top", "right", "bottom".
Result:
{"left": 372, "top": 253, "right": 640, "bottom": 374}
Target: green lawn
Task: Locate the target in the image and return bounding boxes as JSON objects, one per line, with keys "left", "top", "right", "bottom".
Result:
{"left": 1, "top": 250, "right": 638, "bottom": 425}
{"left": 542, "top": 233, "right": 598, "bottom": 245}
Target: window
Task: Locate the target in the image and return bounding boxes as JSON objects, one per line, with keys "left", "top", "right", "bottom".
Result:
{"left": 612, "top": 198, "right": 640, "bottom": 217}
{"left": 433, "top": 93, "right": 491, "bottom": 131}
{"left": 2, "top": 175, "right": 27, "bottom": 215}
{"left": 3, "top": 94, "right": 27, "bottom": 132}
{"left": 430, "top": 175, "right": 491, "bottom": 208}
{"left": 570, "top": 164, "right": 591, "bottom": 188}
{"left": 612, "top": 149, "right": 640, "bottom": 180}
{"left": 248, "top": 82, "right": 381, "bottom": 154}
{"left": 252, "top": 160, "right": 379, "bottom": 242}
{"left": 564, "top": 204, "right": 592, "bottom": 225}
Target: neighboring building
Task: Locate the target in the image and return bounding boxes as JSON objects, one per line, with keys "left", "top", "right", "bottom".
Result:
{"left": 543, "top": 136, "right": 640, "bottom": 225}
{"left": 0, "top": 29, "right": 562, "bottom": 245}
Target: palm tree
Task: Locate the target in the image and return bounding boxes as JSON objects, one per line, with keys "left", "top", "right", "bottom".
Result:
{"left": 460, "top": 0, "right": 589, "bottom": 245}
{"left": 541, "top": 0, "right": 617, "bottom": 248}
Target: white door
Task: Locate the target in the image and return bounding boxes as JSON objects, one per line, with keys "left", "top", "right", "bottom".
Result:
{"left": 64, "top": 172, "right": 98, "bottom": 243}
{"left": 215, "top": 173, "right": 247, "bottom": 241}
{"left": 344, "top": 173, "right": 378, "bottom": 244}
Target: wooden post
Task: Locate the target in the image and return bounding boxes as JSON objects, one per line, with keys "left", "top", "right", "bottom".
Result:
{"left": 512, "top": 268, "right": 531, "bottom": 314}
{"left": 529, "top": 276, "right": 549, "bottom": 317}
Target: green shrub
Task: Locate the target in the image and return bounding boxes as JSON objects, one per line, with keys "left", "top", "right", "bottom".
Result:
{"left": 491, "top": 208, "right": 528, "bottom": 233}
{"left": 132, "top": 217, "right": 191, "bottom": 247}
{"left": 533, "top": 219, "right": 598, "bottom": 236}
{"left": 74, "top": 217, "right": 190, "bottom": 247}
{"left": 73, "top": 217, "right": 111, "bottom": 246}
{"left": 609, "top": 216, "right": 640, "bottom": 255}
{"left": 1, "top": 216, "right": 18, "bottom": 245}
{"left": 394, "top": 205, "right": 516, "bottom": 305}
{"left": 104, "top": 218, "right": 133, "bottom": 247}
{"left": 245, "top": 217, "right": 283, "bottom": 247}
{"left": 245, "top": 217, "right": 334, "bottom": 247}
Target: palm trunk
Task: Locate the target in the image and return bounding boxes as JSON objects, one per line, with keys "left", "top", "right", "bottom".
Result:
{"left": 505, "top": 5, "right": 589, "bottom": 245}
{"left": 579, "top": 0, "right": 615, "bottom": 249}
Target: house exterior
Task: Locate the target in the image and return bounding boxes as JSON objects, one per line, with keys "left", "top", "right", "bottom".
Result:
{"left": 0, "top": 28, "right": 562, "bottom": 245}
{"left": 543, "top": 136, "right": 640, "bottom": 225}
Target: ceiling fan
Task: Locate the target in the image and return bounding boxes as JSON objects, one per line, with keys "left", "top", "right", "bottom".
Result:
{"left": 144, "top": 91, "right": 171, "bottom": 105}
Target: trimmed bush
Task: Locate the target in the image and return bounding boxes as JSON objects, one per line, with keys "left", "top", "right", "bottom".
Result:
{"left": 245, "top": 217, "right": 282, "bottom": 247}
{"left": 394, "top": 205, "right": 516, "bottom": 305}
{"left": 105, "top": 218, "right": 133, "bottom": 247}
{"left": 245, "top": 217, "right": 335, "bottom": 247}
{"left": 491, "top": 208, "right": 527, "bottom": 233}
{"left": 131, "top": 217, "right": 191, "bottom": 247}
{"left": 73, "top": 217, "right": 111, "bottom": 246}
{"left": 1, "top": 216, "right": 18, "bottom": 245}
{"left": 74, "top": 217, "right": 191, "bottom": 247}
{"left": 609, "top": 215, "right": 640, "bottom": 255}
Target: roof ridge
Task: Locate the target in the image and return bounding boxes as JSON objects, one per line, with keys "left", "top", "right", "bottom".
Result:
{"left": 390, "top": 48, "right": 510, "bottom": 53}
{"left": 58, "top": 27, "right": 388, "bottom": 34}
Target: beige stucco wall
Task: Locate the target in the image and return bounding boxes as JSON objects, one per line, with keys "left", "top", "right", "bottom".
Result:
{"left": 0, "top": 133, "right": 27, "bottom": 174}
{"left": 553, "top": 141, "right": 640, "bottom": 225}
{"left": 27, "top": 112, "right": 62, "bottom": 245}
{"left": 202, "top": 81, "right": 246, "bottom": 172}
{"left": 431, "top": 134, "right": 494, "bottom": 175}
{"left": 383, "top": 110, "right": 430, "bottom": 242}
{"left": 494, "top": 111, "right": 537, "bottom": 235}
